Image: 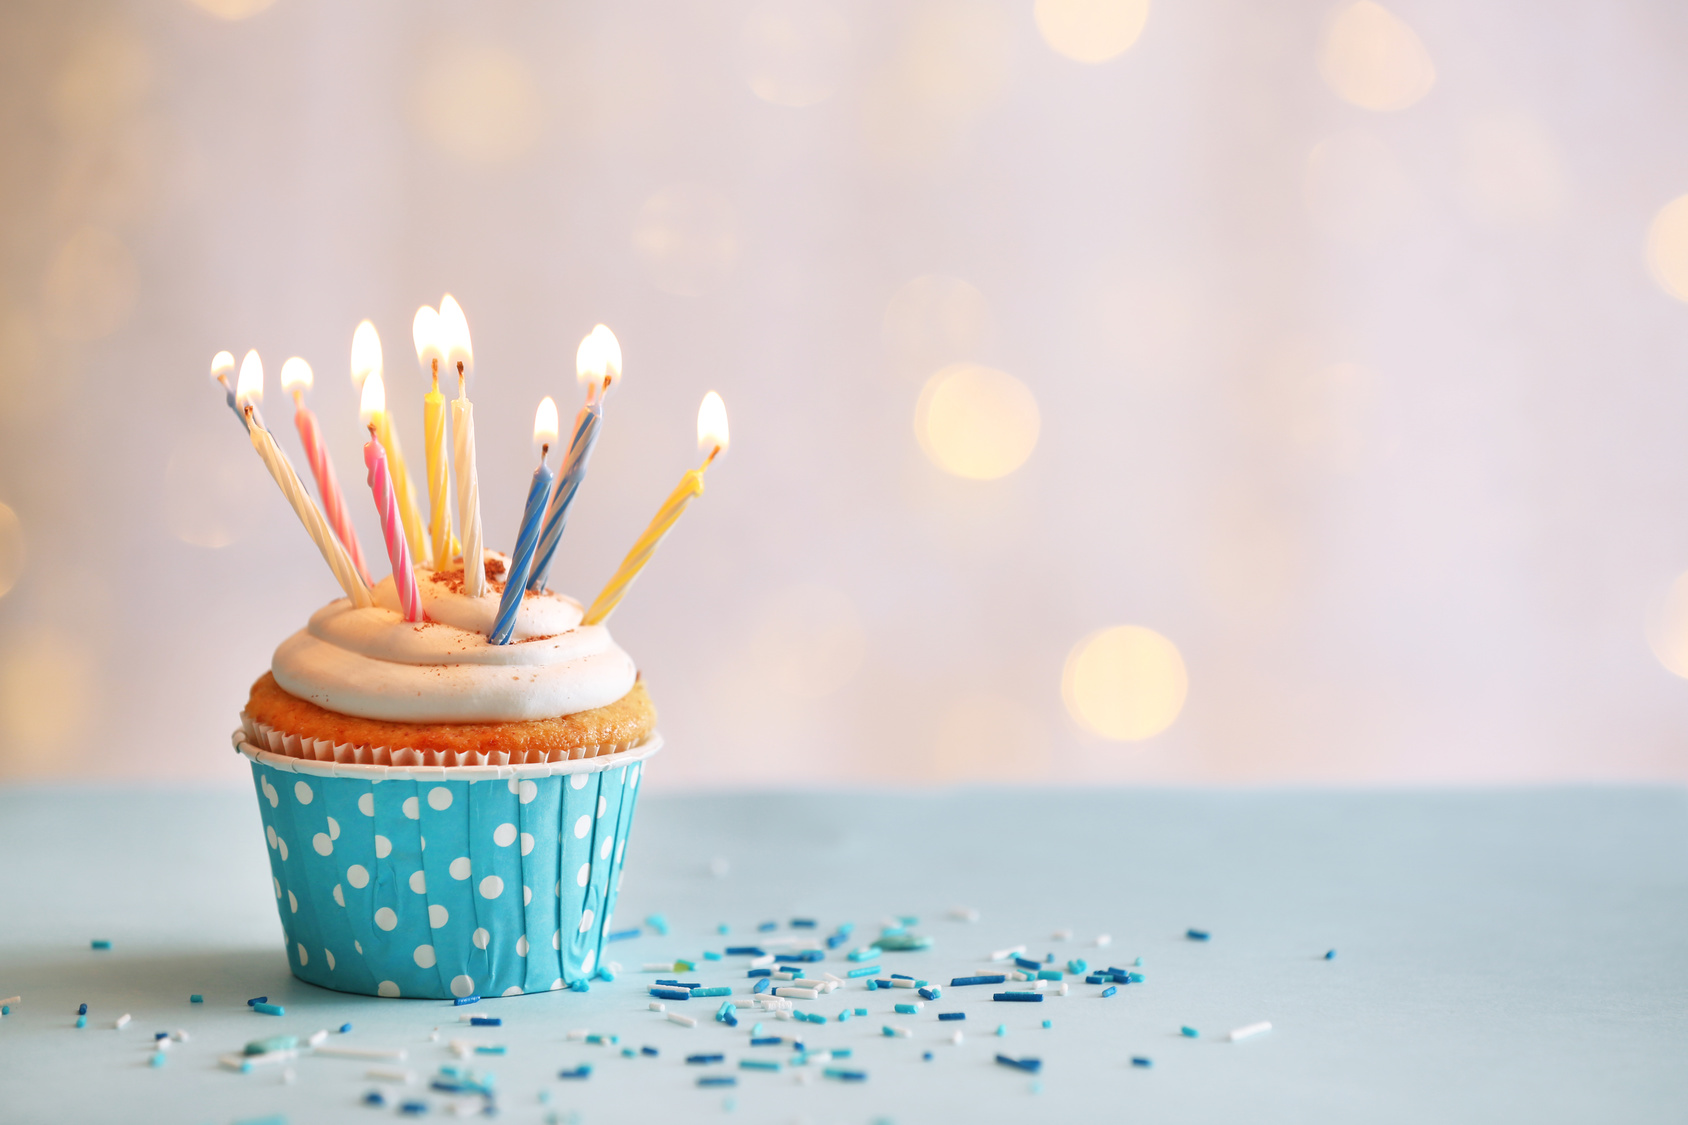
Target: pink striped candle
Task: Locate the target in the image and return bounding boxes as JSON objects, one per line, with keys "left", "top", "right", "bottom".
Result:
{"left": 282, "top": 369, "right": 375, "bottom": 588}
{"left": 364, "top": 421, "right": 424, "bottom": 623}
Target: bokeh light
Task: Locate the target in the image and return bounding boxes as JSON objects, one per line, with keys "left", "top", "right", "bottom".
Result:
{"left": 862, "top": 2, "right": 1014, "bottom": 167}
{"left": 933, "top": 693, "right": 1050, "bottom": 781}
{"left": 0, "top": 503, "right": 25, "bottom": 599}
{"left": 42, "top": 226, "right": 137, "bottom": 341}
{"left": 412, "top": 44, "right": 543, "bottom": 164}
{"left": 1646, "top": 570, "right": 1688, "bottom": 678}
{"left": 631, "top": 185, "right": 740, "bottom": 297}
{"left": 163, "top": 434, "right": 261, "bottom": 549}
{"left": 1459, "top": 111, "right": 1568, "bottom": 227}
{"left": 52, "top": 25, "right": 153, "bottom": 138}
{"left": 741, "top": 0, "right": 850, "bottom": 108}
{"left": 1645, "top": 195, "right": 1688, "bottom": 303}
{"left": 1304, "top": 130, "right": 1413, "bottom": 247}
{"left": 1034, "top": 0, "right": 1151, "bottom": 65}
{"left": 883, "top": 274, "right": 993, "bottom": 377}
{"left": 1317, "top": 2, "right": 1435, "bottom": 112}
{"left": 1062, "top": 625, "right": 1188, "bottom": 741}
{"left": 0, "top": 627, "right": 94, "bottom": 764}
{"left": 914, "top": 363, "right": 1040, "bottom": 480}
{"left": 749, "top": 582, "right": 867, "bottom": 699}
{"left": 185, "top": 0, "right": 278, "bottom": 19}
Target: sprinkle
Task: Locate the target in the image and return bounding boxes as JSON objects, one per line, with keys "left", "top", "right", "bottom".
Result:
{"left": 686, "top": 1053, "right": 726, "bottom": 1065}
{"left": 253, "top": 1002, "right": 286, "bottom": 1016}
{"left": 606, "top": 928, "right": 641, "bottom": 942}
{"left": 836, "top": 1010, "right": 851, "bottom": 1022}
{"left": 923, "top": 1051, "right": 933, "bottom": 1061}
{"left": 642, "top": 962, "right": 676, "bottom": 973}
{"left": 1037, "top": 970, "right": 1063, "bottom": 981}
{"left": 865, "top": 980, "right": 877, "bottom": 991}
{"left": 995, "top": 1024, "right": 1007, "bottom": 1037}
{"left": 791, "top": 918, "right": 816, "bottom": 929}
{"left": 757, "top": 921, "right": 777, "bottom": 932}
{"left": 918, "top": 986, "right": 941, "bottom": 1000}
{"left": 846, "top": 964, "right": 881, "bottom": 979}
{"left": 989, "top": 945, "right": 1026, "bottom": 962}
{"left": 648, "top": 1002, "right": 666, "bottom": 1012}
{"left": 995, "top": 1054, "right": 1041, "bottom": 1073}
{"left": 703, "top": 951, "right": 722, "bottom": 961}
{"left": 847, "top": 946, "right": 882, "bottom": 962}
{"left": 739, "top": 1059, "right": 781, "bottom": 1071}
{"left": 1131, "top": 1056, "right": 1153, "bottom": 1067}
{"left": 824, "top": 1068, "right": 867, "bottom": 1082}
{"left": 474, "top": 1045, "right": 506, "bottom": 1055}
{"left": 313, "top": 1046, "right": 408, "bottom": 1060}
{"left": 697, "top": 1076, "right": 737, "bottom": 1087}
{"left": 1180, "top": 1026, "right": 1199, "bottom": 1037}
{"left": 452, "top": 995, "right": 480, "bottom": 1006}
{"left": 950, "top": 975, "right": 1007, "bottom": 987}
{"left": 1066, "top": 960, "right": 1087, "bottom": 975}
{"left": 641, "top": 1045, "right": 660, "bottom": 1056}
{"left": 1228, "top": 1021, "right": 1272, "bottom": 1042}
{"left": 949, "top": 906, "right": 981, "bottom": 922}
{"left": 726, "top": 947, "right": 765, "bottom": 957}
{"left": 585, "top": 1033, "right": 619, "bottom": 1045}
{"left": 247, "top": 1034, "right": 299, "bottom": 1055}
{"left": 1042, "top": 1020, "right": 1052, "bottom": 1029}
{"left": 90, "top": 940, "right": 111, "bottom": 951}
{"left": 650, "top": 988, "right": 690, "bottom": 1001}
{"left": 691, "top": 987, "right": 732, "bottom": 998}
{"left": 1101, "top": 986, "right": 1117, "bottom": 998}
{"left": 878, "top": 933, "right": 934, "bottom": 951}
{"left": 993, "top": 992, "right": 1043, "bottom": 1003}
{"left": 75, "top": 1015, "right": 86, "bottom": 1028}
{"left": 1051, "top": 929, "right": 1073, "bottom": 941}
{"left": 747, "top": 968, "right": 772, "bottom": 978}
{"left": 1186, "top": 929, "right": 1211, "bottom": 942}
{"left": 753, "top": 979, "right": 770, "bottom": 995}
{"left": 114, "top": 1014, "right": 131, "bottom": 1029}
{"left": 667, "top": 1012, "right": 698, "bottom": 1028}
{"left": 363, "top": 1091, "right": 387, "bottom": 1107}
{"left": 77, "top": 1003, "right": 87, "bottom": 1015}
{"left": 881, "top": 1025, "right": 912, "bottom": 1038}
{"left": 718, "top": 924, "right": 730, "bottom": 934}
{"left": 365, "top": 1067, "right": 412, "bottom": 1082}
{"left": 675, "top": 959, "right": 695, "bottom": 971}
{"left": 938, "top": 1012, "right": 965, "bottom": 1022}
{"left": 148, "top": 1051, "right": 168, "bottom": 1069}
{"left": 246, "top": 996, "right": 268, "bottom": 1007}
{"left": 470, "top": 1017, "right": 500, "bottom": 1027}
{"left": 1134, "top": 957, "right": 1143, "bottom": 967}
{"left": 893, "top": 1003, "right": 922, "bottom": 1015}
{"left": 571, "top": 979, "right": 591, "bottom": 992}
{"left": 1095, "top": 934, "right": 1112, "bottom": 947}
{"left": 558, "top": 1065, "right": 592, "bottom": 1079}
{"left": 1014, "top": 957, "right": 1041, "bottom": 971}
{"left": 645, "top": 914, "right": 671, "bottom": 935}
{"left": 951, "top": 1030, "right": 964, "bottom": 1044}
{"left": 399, "top": 1101, "right": 429, "bottom": 1114}
{"left": 774, "top": 987, "right": 818, "bottom": 1000}
{"left": 1325, "top": 950, "right": 1336, "bottom": 960}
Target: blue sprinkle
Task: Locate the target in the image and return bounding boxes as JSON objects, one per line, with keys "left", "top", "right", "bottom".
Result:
{"left": 363, "top": 1091, "right": 386, "bottom": 1106}
{"left": 686, "top": 1053, "right": 725, "bottom": 1065}
{"left": 646, "top": 914, "right": 671, "bottom": 936}
{"left": 918, "top": 987, "right": 940, "bottom": 1000}
{"left": 753, "top": 979, "right": 770, "bottom": 994}
{"left": 246, "top": 996, "right": 268, "bottom": 1007}
{"left": 1101, "top": 986, "right": 1117, "bottom": 998}
{"left": 823, "top": 1068, "right": 867, "bottom": 1082}
{"left": 739, "top": 1059, "right": 781, "bottom": 1071}
{"left": 155, "top": 1031, "right": 169, "bottom": 1040}
{"left": 1325, "top": 949, "right": 1336, "bottom": 960}
{"left": 1132, "top": 1056, "right": 1153, "bottom": 1067}
{"left": 757, "top": 921, "right": 777, "bottom": 932}
{"left": 992, "top": 993, "right": 1043, "bottom": 1003}
{"left": 949, "top": 975, "right": 1006, "bottom": 987}
{"left": 470, "top": 1017, "right": 501, "bottom": 1027}
{"left": 188, "top": 996, "right": 201, "bottom": 1005}
{"left": 78, "top": 1003, "right": 88, "bottom": 1015}
{"left": 791, "top": 918, "right": 817, "bottom": 929}
{"left": 399, "top": 1101, "right": 429, "bottom": 1115}
{"left": 558, "top": 1065, "right": 592, "bottom": 1080}
{"left": 656, "top": 980, "right": 701, "bottom": 988}
{"left": 923, "top": 1051, "right": 933, "bottom": 1061}
{"left": 1180, "top": 1026, "right": 1199, "bottom": 1038}
{"left": 651, "top": 988, "right": 690, "bottom": 1001}
{"left": 1186, "top": 929, "right": 1210, "bottom": 942}
{"left": 750, "top": 1037, "right": 782, "bottom": 1046}
{"left": 641, "top": 1046, "right": 659, "bottom": 1056}
{"left": 452, "top": 995, "right": 480, "bottom": 1006}
{"left": 605, "top": 928, "right": 641, "bottom": 942}
{"left": 726, "top": 947, "right": 765, "bottom": 957}
{"left": 718, "top": 924, "right": 730, "bottom": 935}
{"left": 698, "top": 1076, "right": 737, "bottom": 1087}
{"left": 748, "top": 968, "right": 772, "bottom": 978}
{"left": 1013, "top": 957, "right": 1040, "bottom": 971}
{"left": 90, "top": 940, "right": 111, "bottom": 951}
{"left": 938, "top": 1012, "right": 965, "bottom": 1022}
{"left": 995, "top": 1054, "right": 1041, "bottom": 1073}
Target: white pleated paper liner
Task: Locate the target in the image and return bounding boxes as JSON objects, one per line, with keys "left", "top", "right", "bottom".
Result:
{"left": 235, "top": 730, "right": 661, "bottom": 1000}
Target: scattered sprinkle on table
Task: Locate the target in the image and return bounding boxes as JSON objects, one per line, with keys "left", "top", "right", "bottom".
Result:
{"left": 1229, "top": 1021, "right": 1272, "bottom": 1042}
{"left": 1181, "top": 1026, "right": 1199, "bottom": 1038}
{"left": 1186, "top": 929, "right": 1211, "bottom": 941}
{"left": 1132, "top": 1056, "right": 1152, "bottom": 1067}
{"left": 90, "top": 940, "right": 111, "bottom": 951}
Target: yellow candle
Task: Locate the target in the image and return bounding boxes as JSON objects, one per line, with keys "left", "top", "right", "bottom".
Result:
{"left": 415, "top": 305, "right": 452, "bottom": 570}
{"left": 440, "top": 295, "right": 484, "bottom": 596}
{"left": 582, "top": 392, "right": 728, "bottom": 626}
{"left": 351, "top": 319, "right": 426, "bottom": 562}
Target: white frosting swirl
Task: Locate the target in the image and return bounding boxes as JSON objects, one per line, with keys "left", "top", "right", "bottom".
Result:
{"left": 271, "top": 553, "right": 637, "bottom": 723}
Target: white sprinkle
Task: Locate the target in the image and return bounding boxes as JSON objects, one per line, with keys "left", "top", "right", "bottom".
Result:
{"left": 365, "top": 1067, "right": 414, "bottom": 1083}
{"left": 773, "top": 971, "right": 798, "bottom": 980}
{"left": 314, "top": 1045, "right": 408, "bottom": 1060}
{"left": 1009, "top": 970, "right": 1029, "bottom": 982}
{"left": 948, "top": 907, "right": 980, "bottom": 923}
{"left": 666, "top": 1012, "right": 697, "bottom": 1028}
{"left": 307, "top": 1029, "right": 329, "bottom": 1047}
{"left": 1229, "top": 1021, "right": 1272, "bottom": 1042}
{"left": 951, "top": 1030, "right": 964, "bottom": 1044}
{"left": 822, "top": 972, "right": 844, "bottom": 985}
{"left": 989, "top": 945, "right": 1027, "bottom": 962}
{"left": 1, "top": 995, "right": 20, "bottom": 1006}
{"left": 884, "top": 1025, "right": 913, "bottom": 1038}
{"left": 171, "top": 1029, "right": 190, "bottom": 1043}
{"left": 566, "top": 1029, "right": 589, "bottom": 1041}
{"left": 749, "top": 954, "right": 775, "bottom": 968}
{"left": 154, "top": 1037, "right": 173, "bottom": 1051}
{"left": 648, "top": 1002, "right": 666, "bottom": 1013}
{"left": 642, "top": 962, "right": 676, "bottom": 972}
{"left": 1095, "top": 934, "right": 1112, "bottom": 947}
{"left": 1057, "top": 982, "right": 1069, "bottom": 996}
{"left": 114, "top": 1014, "right": 131, "bottom": 1029}
{"left": 775, "top": 1009, "right": 793, "bottom": 1021}
{"left": 429, "top": 1030, "right": 440, "bottom": 1042}
{"left": 775, "top": 987, "right": 819, "bottom": 999}
{"left": 1030, "top": 980, "right": 1048, "bottom": 992}
{"left": 1051, "top": 929, "right": 1073, "bottom": 941}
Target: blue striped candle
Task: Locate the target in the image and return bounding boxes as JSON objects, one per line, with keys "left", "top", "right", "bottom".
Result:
{"left": 527, "top": 402, "right": 602, "bottom": 593}
{"left": 490, "top": 401, "right": 558, "bottom": 645}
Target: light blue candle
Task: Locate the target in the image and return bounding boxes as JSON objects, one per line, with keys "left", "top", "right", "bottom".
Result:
{"left": 527, "top": 401, "right": 602, "bottom": 593}
{"left": 490, "top": 411, "right": 557, "bottom": 645}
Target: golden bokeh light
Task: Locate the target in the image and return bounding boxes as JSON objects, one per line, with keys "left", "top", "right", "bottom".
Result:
{"left": 862, "top": 2, "right": 1014, "bottom": 167}
{"left": 749, "top": 582, "right": 867, "bottom": 700}
{"left": 413, "top": 44, "right": 543, "bottom": 164}
{"left": 1645, "top": 571, "right": 1688, "bottom": 678}
{"left": 914, "top": 363, "right": 1039, "bottom": 480}
{"left": 1034, "top": 0, "right": 1151, "bottom": 65}
{"left": 631, "top": 184, "right": 740, "bottom": 297}
{"left": 1062, "top": 625, "right": 1188, "bottom": 741}
{"left": 1304, "top": 130, "right": 1413, "bottom": 247}
{"left": 1458, "top": 111, "right": 1567, "bottom": 227}
{"left": 0, "top": 628, "right": 94, "bottom": 762}
{"left": 1318, "top": 2, "right": 1435, "bottom": 112}
{"left": 185, "top": 0, "right": 279, "bottom": 20}
{"left": 163, "top": 434, "right": 260, "bottom": 549}
{"left": 0, "top": 503, "right": 25, "bottom": 599}
{"left": 52, "top": 25, "right": 154, "bottom": 139}
{"left": 741, "top": 0, "right": 851, "bottom": 108}
{"left": 1645, "top": 195, "right": 1688, "bottom": 304}
{"left": 882, "top": 274, "right": 993, "bottom": 376}
{"left": 933, "top": 693, "right": 1050, "bottom": 781}
{"left": 42, "top": 226, "right": 137, "bottom": 341}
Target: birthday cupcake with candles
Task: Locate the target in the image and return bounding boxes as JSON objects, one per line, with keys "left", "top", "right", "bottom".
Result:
{"left": 220, "top": 297, "right": 727, "bottom": 1000}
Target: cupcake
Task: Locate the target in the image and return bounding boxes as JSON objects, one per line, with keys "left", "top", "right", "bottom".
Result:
{"left": 235, "top": 551, "right": 661, "bottom": 1000}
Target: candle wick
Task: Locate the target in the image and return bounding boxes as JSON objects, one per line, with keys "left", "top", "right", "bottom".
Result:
{"left": 702, "top": 445, "right": 720, "bottom": 469}
{"left": 431, "top": 358, "right": 439, "bottom": 393}
{"left": 291, "top": 389, "right": 304, "bottom": 408}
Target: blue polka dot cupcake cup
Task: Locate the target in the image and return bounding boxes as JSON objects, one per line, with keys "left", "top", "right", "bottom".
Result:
{"left": 233, "top": 729, "right": 660, "bottom": 1000}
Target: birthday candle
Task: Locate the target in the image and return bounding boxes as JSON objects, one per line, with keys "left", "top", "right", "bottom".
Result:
{"left": 442, "top": 298, "right": 485, "bottom": 596}
{"left": 414, "top": 305, "right": 452, "bottom": 571}
{"left": 360, "top": 371, "right": 423, "bottom": 622}
{"left": 489, "top": 398, "right": 559, "bottom": 645}
{"left": 350, "top": 320, "right": 427, "bottom": 563}
{"left": 209, "top": 351, "right": 247, "bottom": 431}
{"left": 529, "top": 325, "right": 622, "bottom": 593}
{"left": 582, "top": 391, "right": 728, "bottom": 626}
{"left": 280, "top": 357, "right": 374, "bottom": 588}
{"left": 234, "top": 355, "right": 372, "bottom": 608}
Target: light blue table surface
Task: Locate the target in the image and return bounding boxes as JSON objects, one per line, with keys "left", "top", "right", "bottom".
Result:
{"left": 1, "top": 784, "right": 1685, "bottom": 1124}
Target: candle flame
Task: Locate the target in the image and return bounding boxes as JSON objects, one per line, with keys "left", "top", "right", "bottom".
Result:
{"left": 210, "top": 350, "right": 235, "bottom": 381}
{"left": 439, "top": 294, "right": 473, "bottom": 370}
{"left": 576, "top": 324, "right": 622, "bottom": 389}
{"left": 360, "top": 369, "right": 386, "bottom": 426}
{"left": 534, "top": 396, "right": 559, "bottom": 447}
{"left": 279, "top": 356, "right": 314, "bottom": 393}
{"left": 350, "top": 320, "right": 383, "bottom": 390}
{"left": 698, "top": 390, "right": 729, "bottom": 454}
{"left": 236, "top": 350, "right": 263, "bottom": 407}
{"left": 412, "top": 306, "right": 442, "bottom": 369}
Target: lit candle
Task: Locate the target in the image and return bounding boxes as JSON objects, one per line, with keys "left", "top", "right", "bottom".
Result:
{"left": 582, "top": 391, "right": 728, "bottom": 626}
{"left": 234, "top": 352, "right": 373, "bottom": 608}
{"left": 414, "top": 304, "right": 453, "bottom": 571}
{"left": 280, "top": 356, "right": 375, "bottom": 589}
{"left": 528, "top": 324, "right": 622, "bottom": 593}
{"left": 360, "top": 371, "right": 424, "bottom": 623}
{"left": 441, "top": 296, "right": 485, "bottom": 596}
{"left": 350, "top": 320, "right": 427, "bottom": 564}
{"left": 489, "top": 398, "right": 559, "bottom": 645}
{"left": 209, "top": 350, "right": 247, "bottom": 431}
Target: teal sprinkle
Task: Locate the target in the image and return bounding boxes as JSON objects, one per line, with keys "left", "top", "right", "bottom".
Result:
{"left": 190, "top": 995, "right": 203, "bottom": 1004}
{"left": 717, "top": 924, "right": 730, "bottom": 935}
{"left": 1042, "top": 1020, "right": 1052, "bottom": 1029}
{"left": 703, "top": 951, "right": 722, "bottom": 961}
{"left": 475, "top": 1045, "right": 507, "bottom": 1055}
{"left": 246, "top": 1035, "right": 298, "bottom": 1055}
{"left": 622, "top": 1048, "right": 635, "bottom": 1058}
{"left": 252, "top": 1002, "right": 285, "bottom": 1016}
{"left": 898, "top": 915, "right": 919, "bottom": 926}
{"left": 1037, "top": 970, "right": 1062, "bottom": 981}
{"left": 149, "top": 1051, "right": 166, "bottom": 1069}
{"left": 75, "top": 1015, "right": 86, "bottom": 1029}
{"left": 750, "top": 1022, "right": 764, "bottom": 1036}
{"left": 90, "top": 940, "right": 111, "bottom": 951}
{"left": 1126, "top": 972, "right": 1144, "bottom": 983}
{"left": 646, "top": 914, "right": 670, "bottom": 936}
{"left": 690, "top": 987, "right": 730, "bottom": 998}
{"left": 854, "top": 1008, "right": 867, "bottom": 1017}
{"left": 878, "top": 934, "right": 933, "bottom": 952}
{"left": 739, "top": 1059, "right": 781, "bottom": 1071}
{"left": 995, "top": 1024, "right": 1007, "bottom": 1037}
{"left": 893, "top": 1003, "right": 919, "bottom": 1015}
{"left": 571, "top": 980, "right": 590, "bottom": 993}
{"left": 1030, "top": 1080, "right": 1044, "bottom": 1094}
{"left": 848, "top": 947, "right": 883, "bottom": 962}
{"left": 1134, "top": 957, "right": 1143, "bottom": 967}
{"left": 1181, "top": 1026, "right": 1199, "bottom": 1038}
{"left": 846, "top": 965, "right": 881, "bottom": 979}
{"left": 837, "top": 1010, "right": 851, "bottom": 1022}
{"left": 723, "top": 1097, "right": 737, "bottom": 1111}
{"left": 1066, "top": 959, "right": 1087, "bottom": 975}
{"left": 866, "top": 980, "right": 878, "bottom": 991}
{"left": 1, "top": 1005, "right": 8, "bottom": 1016}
